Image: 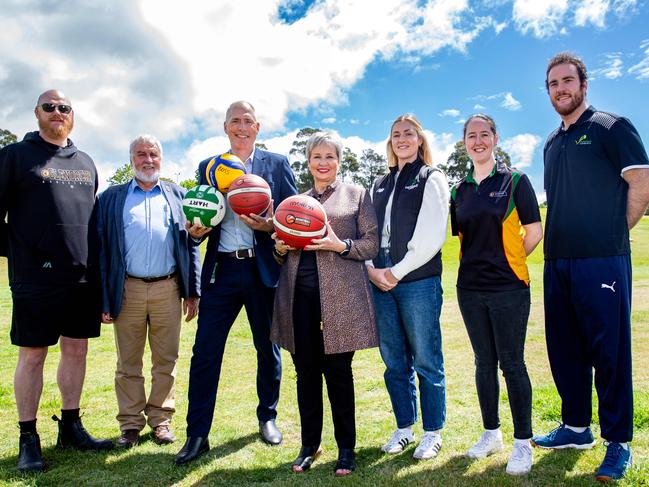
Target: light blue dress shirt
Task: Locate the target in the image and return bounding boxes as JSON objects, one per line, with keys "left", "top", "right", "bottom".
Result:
{"left": 218, "top": 149, "right": 256, "bottom": 252}
{"left": 123, "top": 179, "right": 176, "bottom": 278}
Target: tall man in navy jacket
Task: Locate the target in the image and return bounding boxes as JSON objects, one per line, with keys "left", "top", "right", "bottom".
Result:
{"left": 176, "top": 101, "right": 297, "bottom": 465}
{"left": 97, "top": 135, "right": 201, "bottom": 449}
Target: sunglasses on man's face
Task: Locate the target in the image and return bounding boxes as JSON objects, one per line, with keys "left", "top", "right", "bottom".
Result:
{"left": 40, "top": 103, "right": 72, "bottom": 114}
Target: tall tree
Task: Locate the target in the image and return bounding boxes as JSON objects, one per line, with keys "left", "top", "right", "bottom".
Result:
{"left": 289, "top": 127, "right": 319, "bottom": 192}
{"left": 353, "top": 148, "right": 387, "bottom": 190}
{"left": 0, "top": 128, "right": 17, "bottom": 148}
{"left": 107, "top": 163, "right": 134, "bottom": 186}
{"left": 339, "top": 147, "right": 359, "bottom": 183}
{"left": 439, "top": 141, "right": 511, "bottom": 186}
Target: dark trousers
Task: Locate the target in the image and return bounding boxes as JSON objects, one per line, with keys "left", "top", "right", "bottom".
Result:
{"left": 291, "top": 285, "right": 355, "bottom": 449}
{"left": 185, "top": 257, "right": 281, "bottom": 437}
{"left": 457, "top": 287, "right": 533, "bottom": 439}
{"left": 544, "top": 256, "right": 633, "bottom": 442}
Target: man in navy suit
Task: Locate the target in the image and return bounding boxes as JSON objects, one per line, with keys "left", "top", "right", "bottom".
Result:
{"left": 97, "top": 135, "right": 201, "bottom": 449}
{"left": 176, "top": 101, "right": 297, "bottom": 465}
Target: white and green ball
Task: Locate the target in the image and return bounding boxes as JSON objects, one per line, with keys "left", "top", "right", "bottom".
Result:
{"left": 182, "top": 185, "right": 226, "bottom": 227}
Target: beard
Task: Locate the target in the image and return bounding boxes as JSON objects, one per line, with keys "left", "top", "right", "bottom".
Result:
{"left": 134, "top": 168, "right": 160, "bottom": 184}
{"left": 551, "top": 87, "right": 585, "bottom": 116}
{"left": 38, "top": 116, "right": 73, "bottom": 141}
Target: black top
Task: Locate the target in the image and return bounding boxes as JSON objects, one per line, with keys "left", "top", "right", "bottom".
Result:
{"left": 0, "top": 132, "right": 98, "bottom": 284}
{"left": 543, "top": 106, "right": 649, "bottom": 259}
{"left": 451, "top": 162, "right": 540, "bottom": 291}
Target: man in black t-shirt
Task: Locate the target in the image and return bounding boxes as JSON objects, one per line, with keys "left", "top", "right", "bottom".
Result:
{"left": 531, "top": 53, "right": 649, "bottom": 482}
{"left": 0, "top": 90, "right": 113, "bottom": 473}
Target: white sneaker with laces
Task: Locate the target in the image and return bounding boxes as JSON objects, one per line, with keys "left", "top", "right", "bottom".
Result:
{"left": 466, "top": 430, "right": 504, "bottom": 459}
{"left": 381, "top": 428, "right": 415, "bottom": 454}
{"left": 413, "top": 431, "right": 442, "bottom": 460}
{"left": 506, "top": 440, "right": 533, "bottom": 475}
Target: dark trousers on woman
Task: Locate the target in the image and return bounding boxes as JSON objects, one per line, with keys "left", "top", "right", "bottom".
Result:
{"left": 292, "top": 284, "right": 355, "bottom": 449}
{"left": 457, "top": 287, "right": 533, "bottom": 439}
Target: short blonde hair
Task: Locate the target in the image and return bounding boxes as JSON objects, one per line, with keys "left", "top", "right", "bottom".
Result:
{"left": 386, "top": 114, "right": 432, "bottom": 168}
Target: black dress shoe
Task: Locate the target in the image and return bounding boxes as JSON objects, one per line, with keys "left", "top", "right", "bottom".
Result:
{"left": 52, "top": 415, "right": 114, "bottom": 451}
{"left": 259, "top": 420, "right": 282, "bottom": 445}
{"left": 334, "top": 448, "right": 356, "bottom": 476}
{"left": 175, "top": 437, "right": 209, "bottom": 465}
{"left": 17, "top": 432, "right": 45, "bottom": 473}
{"left": 292, "top": 445, "right": 322, "bottom": 473}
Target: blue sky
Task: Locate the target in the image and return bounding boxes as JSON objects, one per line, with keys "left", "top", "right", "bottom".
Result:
{"left": 1, "top": 0, "right": 647, "bottom": 196}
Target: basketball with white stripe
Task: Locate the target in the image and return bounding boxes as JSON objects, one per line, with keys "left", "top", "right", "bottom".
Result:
{"left": 227, "top": 174, "right": 272, "bottom": 216}
{"left": 273, "top": 195, "right": 327, "bottom": 249}
{"left": 182, "top": 185, "right": 226, "bottom": 227}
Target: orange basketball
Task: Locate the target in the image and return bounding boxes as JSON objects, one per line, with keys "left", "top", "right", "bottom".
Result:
{"left": 227, "top": 174, "right": 272, "bottom": 216}
{"left": 273, "top": 195, "right": 327, "bottom": 249}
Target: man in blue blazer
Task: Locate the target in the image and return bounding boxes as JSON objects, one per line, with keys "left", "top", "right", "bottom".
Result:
{"left": 97, "top": 135, "right": 201, "bottom": 449}
{"left": 176, "top": 101, "right": 297, "bottom": 465}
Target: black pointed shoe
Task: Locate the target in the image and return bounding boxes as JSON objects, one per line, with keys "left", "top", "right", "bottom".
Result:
{"left": 259, "top": 420, "right": 282, "bottom": 445}
{"left": 175, "top": 437, "right": 209, "bottom": 466}
{"left": 17, "top": 432, "right": 45, "bottom": 473}
{"left": 52, "top": 415, "right": 113, "bottom": 451}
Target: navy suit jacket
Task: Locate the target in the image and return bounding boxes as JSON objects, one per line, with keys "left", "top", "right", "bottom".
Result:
{"left": 197, "top": 148, "right": 297, "bottom": 289}
{"left": 97, "top": 179, "right": 201, "bottom": 318}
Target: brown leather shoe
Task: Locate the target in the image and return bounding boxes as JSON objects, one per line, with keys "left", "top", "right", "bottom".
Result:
{"left": 152, "top": 425, "right": 176, "bottom": 445}
{"left": 116, "top": 429, "right": 139, "bottom": 449}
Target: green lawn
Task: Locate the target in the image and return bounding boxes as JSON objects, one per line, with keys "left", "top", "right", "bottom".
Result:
{"left": 0, "top": 213, "right": 648, "bottom": 486}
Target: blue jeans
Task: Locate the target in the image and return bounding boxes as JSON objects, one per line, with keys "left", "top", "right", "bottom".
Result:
{"left": 372, "top": 253, "right": 446, "bottom": 431}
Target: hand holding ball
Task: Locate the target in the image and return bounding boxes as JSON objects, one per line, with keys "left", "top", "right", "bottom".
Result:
{"left": 182, "top": 185, "right": 226, "bottom": 228}
{"left": 227, "top": 174, "right": 272, "bottom": 216}
{"left": 273, "top": 195, "right": 327, "bottom": 249}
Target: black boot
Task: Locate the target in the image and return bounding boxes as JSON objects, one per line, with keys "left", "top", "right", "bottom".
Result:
{"left": 17, "top": 432, "right": 45, "bottom": 473}
{"left": 52, "top": 415, "right": 113, "bottom": 451}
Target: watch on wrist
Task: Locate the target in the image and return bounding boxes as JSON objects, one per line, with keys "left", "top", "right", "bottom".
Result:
{"left": 339, "top": 238, "right": 352, "bottom": 257}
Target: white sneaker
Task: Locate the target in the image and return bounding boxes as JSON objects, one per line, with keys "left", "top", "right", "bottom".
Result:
{"left": 381, "top": 428, "right": 415, "bottom": 454}
{"left": 413, "top": 431, "right": 442, "bottom": 460}
{"left": 466, "top": 430, "right": 504, "bottom": 459}
{"left": 506, "top": 440, "right": 533, "bottom": 476}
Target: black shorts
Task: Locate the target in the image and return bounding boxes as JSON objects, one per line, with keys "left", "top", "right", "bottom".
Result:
{"left": 10, "top": 282, "right": 101, "bottom": 347}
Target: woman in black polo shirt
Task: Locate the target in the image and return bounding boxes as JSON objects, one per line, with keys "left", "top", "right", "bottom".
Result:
{"left": 450, "top": 114, "right": 542, "bottom": 476}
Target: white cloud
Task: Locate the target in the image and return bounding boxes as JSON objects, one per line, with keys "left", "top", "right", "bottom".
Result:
{"left": 612, "top": 0, "right": 638, "bottom": 17}
{"left": 592, "top": 52, "right": 624, "bottom": 80}
{"left": 501, "top": 92, "right": 522, "bottom": 111}
{"left": 629, "top": 40, "right": 649, "bottom": 80}
{"left": 473, "top": 92, "right": 522, "bottom": 111}
{"left": 512, "top": 0, "right": 568, "bottom": 38}
{"left": 439, "top": 109, "right": 461, "bottom": 117}
{"left": 574, "top": 0, "right": 610, "bottom": 28}
{"left": 322, "top": 117, "right": 337, "bottom": 124}
{"left": 500, "top": 133, "right": 542, "bottom": 168}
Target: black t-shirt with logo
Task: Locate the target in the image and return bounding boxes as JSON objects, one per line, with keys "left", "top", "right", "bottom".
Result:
{"left": 451, "top": 162, "right": 540, "bottom": 291}
{"left": 543, "top": 106, "right": 649, "bottom": 259}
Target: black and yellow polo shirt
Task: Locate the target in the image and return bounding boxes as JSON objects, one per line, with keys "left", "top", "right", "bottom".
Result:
{"left": 450, "top": 162, "right": 541, "bottom": 291}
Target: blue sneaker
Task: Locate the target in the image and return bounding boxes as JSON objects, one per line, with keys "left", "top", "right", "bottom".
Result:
{"left": 596, "top": 442, "right": 632, "bottom": 482}
{"left": 531, "top": 424, "right": 596, "bottom": 449}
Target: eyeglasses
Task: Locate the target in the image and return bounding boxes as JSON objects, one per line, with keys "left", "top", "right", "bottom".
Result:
{"left": 40, "top": 103, "right": 72, "bottom": 114}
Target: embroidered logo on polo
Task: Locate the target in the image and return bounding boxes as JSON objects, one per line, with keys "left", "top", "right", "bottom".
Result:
{"left": 489, "top": 191, "right": 508, "bottom": 198}
{"left": 575, "top": 134, "right": 592, "bottom": 145}
{"left": 41, "top": 167, "right": 93, "bottom": 185}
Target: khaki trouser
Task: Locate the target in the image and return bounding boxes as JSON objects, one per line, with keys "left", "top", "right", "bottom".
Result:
{"left": 113, "top": 276, "right": 182, "bottom": 432}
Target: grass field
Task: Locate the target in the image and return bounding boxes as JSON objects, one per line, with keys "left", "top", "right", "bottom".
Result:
{"left": 0, "top": 213, "right": 647, "bottom": 486}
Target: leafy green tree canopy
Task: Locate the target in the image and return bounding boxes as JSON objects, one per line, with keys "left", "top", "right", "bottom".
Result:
{"left": 0, "top": 128, "right": 18, "bottom": 148}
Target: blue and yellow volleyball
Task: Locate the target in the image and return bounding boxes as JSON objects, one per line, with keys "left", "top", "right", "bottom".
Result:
{"left": 205, "top": 153, "right": 247, "bottom": 192}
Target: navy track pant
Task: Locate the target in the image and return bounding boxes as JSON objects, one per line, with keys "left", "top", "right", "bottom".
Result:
{"left": 543, "top": 256, "right": 633, "bottom": 442}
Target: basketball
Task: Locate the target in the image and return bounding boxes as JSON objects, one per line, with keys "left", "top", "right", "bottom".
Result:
{"left": 182, "top": 185, "right": 226, "bottom": 227}
{"left": 273, "top": 195, "right": 327, "bottom": 249}
{"left": 227, "top": 174, "right": 272, "bottom": 216}
{"left": 204, "top": 153, "right": 247, "bottom": 192}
